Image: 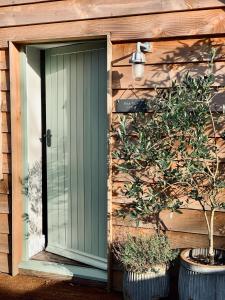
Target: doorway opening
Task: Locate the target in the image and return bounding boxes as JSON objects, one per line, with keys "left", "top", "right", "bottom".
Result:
{"left": 20, "top": 40, "right": 108, "bottom": 282}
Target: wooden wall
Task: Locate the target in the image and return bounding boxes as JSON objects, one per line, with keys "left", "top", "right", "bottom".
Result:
{"left": 0, "top": 46, "right": 11, "bottom": 273}
{"left": 0, "top": 0, "right": 224, "bottom": 289}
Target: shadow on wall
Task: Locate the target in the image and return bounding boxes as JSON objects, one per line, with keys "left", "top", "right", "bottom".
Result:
{"left": 112, "top": 38, "right": 225, "bottom": 111}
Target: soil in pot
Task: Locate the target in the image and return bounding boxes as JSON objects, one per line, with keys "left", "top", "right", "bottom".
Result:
{"left": 179, "top": 248, "right": 225, "bottom": 300}
{"left": 189, "top": 248, "right": 225, "bottom": 266}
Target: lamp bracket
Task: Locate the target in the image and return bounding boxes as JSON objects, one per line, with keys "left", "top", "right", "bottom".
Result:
{"left": 137, "top": 42, "right": 152, "bottom": 53}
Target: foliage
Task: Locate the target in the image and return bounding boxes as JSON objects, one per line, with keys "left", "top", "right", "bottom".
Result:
{"left": 113, "top": 49, "right": 225, "bottom": 263}
{"left": 113, "top": 234, "right": 178, "bottom": 274}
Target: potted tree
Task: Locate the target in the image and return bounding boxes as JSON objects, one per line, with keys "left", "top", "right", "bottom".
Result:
{"left": 149, "top": 59, "right": 225, "bottom": 300}
{"left": 113, "top": 86, "right": 184, "bottom": 298}
{"left": 113, "top": 49, "right": 225, "bottom": 299}
{"left": 113, "top": 234, "right": 177, "bottom": 300}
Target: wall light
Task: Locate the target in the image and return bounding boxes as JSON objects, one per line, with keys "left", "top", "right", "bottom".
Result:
{"left": 130, "top": 42, "right": 151, "bottom": 81}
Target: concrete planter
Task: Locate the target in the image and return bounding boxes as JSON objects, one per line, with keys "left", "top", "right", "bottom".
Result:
{"left": 123, "top": 265, "right": 169, "bottom": 300}
{"left": 179, "top": 248, "right": 225, "bottom": 300}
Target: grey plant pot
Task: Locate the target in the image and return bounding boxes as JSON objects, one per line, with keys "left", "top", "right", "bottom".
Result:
{"left": 123, "top": 265, "right": 169, "bottom": 300}
{"left": 179, "top": 248, "right": 225, "bottom": 300}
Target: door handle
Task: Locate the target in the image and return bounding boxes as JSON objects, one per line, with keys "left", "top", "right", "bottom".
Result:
{"left": 46, "top": 129, "right": 52, "bottom": 147}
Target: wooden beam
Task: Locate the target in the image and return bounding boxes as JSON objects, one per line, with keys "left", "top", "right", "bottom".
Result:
{"left": 0, "top": 0, "right": 225, "bottom": 28}
{"left": 0, "top": 213, "right": 10, "bottom": 234}
{"left": 0, "top": 195, "right": 10, "bottom": 214}
{"left": 112, "top": 208, "right": 225, "bottom": 237}
{"left": 2, "top": 112, "right": 10, "bottom": 133}
{"left": 9, "top": 42, "right": 23, "bottom": 276}
{"left": 112, "top": 226, "right": 225, "bottom": 249}
{"left": 0, "top": 9, "right": 225, "bottom": 43}
{"left": 0, "top": 253, "right": 10, "bottom": 273}
{"left": 0, "top": 233, "right": 11, "bottom": 253}
{"left": 112, "top": 61, "right": 225, "bottom": 89}
{"left": 0, "top": 0, "right": 61, "bottom": 6}
{"left": 112, "top": 38, "right": 225, "bottom": 66}
{"left": 1, "top": 92, "right": 10, "bottom": 112}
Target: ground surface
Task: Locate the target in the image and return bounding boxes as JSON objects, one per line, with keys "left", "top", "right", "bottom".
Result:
{"left": 0, "top": 274, "right": 122, "bottom": 300}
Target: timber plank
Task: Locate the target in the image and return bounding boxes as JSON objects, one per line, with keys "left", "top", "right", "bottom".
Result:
{"left": 2, "top": 133, "right": 11, "bottom": 154}
{"left": 112, "top": 38, "right": 225, "bottom": 66}
{"left": 0, "top": 253, "right": 10, "bottom": 273}
{"left": 1, "top": 70, "right": 9, "bottom": 91}
{"left": 0, "top": 234, "right": 10, "bottom": 253}
{"left": 2, "top": 153, "right": 11, "bottom": 174}
{"left": 1, "top": 92, "right": 10, "bottom": 112}
{"left": 0, "top": 0, "right": 225, "bottom": 28}
{"left": 0, "top": 195, "right": 10, "bottom": 214}
{"left": 0, "top": 9, "right": 225, "bottom": 43}
{"left": 0, "top": 175, "right": 10, "bottom": 194}
{"left": 0, "top": 0, "right": 60, "bottom": 6}
{"left": 112, "top": 62, "right": 225, "bottom": 89}
{"left": 112, "top": 225, "right": 225, "bottom": 249}
{"left": 10, "top": 42, "right": 23, "bottom": 276}
{"left": 112, "top": 209, "right": 225, "bottom": 237}
{"left": 0, "top": 50, "right": 9, "bottom": 70}
{"left": 0, "top": 213, "right": 10, "bottom": 234}
{"left": 2, "top": 112, "right": 10, "bottom": 133}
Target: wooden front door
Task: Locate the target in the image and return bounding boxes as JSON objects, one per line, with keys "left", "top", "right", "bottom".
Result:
{"left": 45, "top": 41, "right": 108, "bottom": 270}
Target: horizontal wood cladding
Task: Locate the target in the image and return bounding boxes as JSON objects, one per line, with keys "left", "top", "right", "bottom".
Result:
{"left": 0, "top": 234, "right": 10, "bottom": 253}
{"left": 112, "top": 209, "right": 225, "bottom": 237}
{"left": 0, "top": 50, "right": 9, "bottom": 69}
{"left": 2, "top": 154, "right": 11, "bottom": 174}
{"left": 0, "top": 253, "right": 10, "bottom": 273}
{"left": 1, "top": 92, "right": 10, "bottom": 112}
{"left": 0, "top": 175, "right": 10, "bottom": 195}
{"left": 0, "top": 9, "right": 225, "bottom": 43}
{"left": 0, "top": 213, "right": 10, "bottom": 234}
{"left": 0, "top": 0, "right": 225, "bottom": 28}
{"left": 112, "top": 62, "right": 225, "bottom": 89}
{"left": 0, "top": 0, "right": 60, "bottom": 6}
{"left": 113, "top": 226, "right": 225, "bottom": 249}
{"left": 2, "top": 112, "right": 10, "bottom": 133}
{"left": 0, "top": 195, "right": 11, "bottom": 214}
{"left": 1, "top": 70, "right": 9, "bottom": 91}
{"left": 112, "top": 38, "right": 225, "bottom": 66}
{"left": 112, "top": 89, "right": 225, "bottom": 113}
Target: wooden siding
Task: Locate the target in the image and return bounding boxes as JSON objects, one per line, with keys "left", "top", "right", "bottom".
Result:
{"left": 0, "top": 0, "right": 225, "bottom": 28}
{"left": 0, "top": 0, "right": 223, "bottom": 291}
{"left": 0, "top": 42, "right": 11, "bottom": 273}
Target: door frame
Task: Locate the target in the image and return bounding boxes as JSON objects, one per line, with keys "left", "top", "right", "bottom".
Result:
{"left": 9, "top": 34, "right": 113, "bottom": 284}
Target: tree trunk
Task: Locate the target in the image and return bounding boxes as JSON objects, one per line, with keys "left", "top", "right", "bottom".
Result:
{"left": 208, "top": 209, "right": 215, "bottom": 265}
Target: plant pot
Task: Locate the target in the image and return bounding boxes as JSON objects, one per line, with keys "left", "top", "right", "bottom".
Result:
{"left": 123, "top": 265, "right": 169, "bottom": 300}
{"left": 179, "top": 248, "right": 225, "bottom": 300}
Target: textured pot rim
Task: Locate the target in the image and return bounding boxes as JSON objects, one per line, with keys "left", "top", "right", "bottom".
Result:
{"left": 180, "top": 248, "right": 225, "bottom": 274}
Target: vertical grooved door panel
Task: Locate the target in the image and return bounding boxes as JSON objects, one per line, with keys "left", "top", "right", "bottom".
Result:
{"left": 45, "top": 41, "right": 107, "bottom": 270}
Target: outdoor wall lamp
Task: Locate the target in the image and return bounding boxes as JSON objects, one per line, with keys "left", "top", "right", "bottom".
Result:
{"left": 130, "top": 42, "right": 151, "bottom": 81}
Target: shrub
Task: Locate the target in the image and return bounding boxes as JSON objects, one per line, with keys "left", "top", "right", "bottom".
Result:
{"left": 113, "top": 234, "right": 178, "bottom": 274}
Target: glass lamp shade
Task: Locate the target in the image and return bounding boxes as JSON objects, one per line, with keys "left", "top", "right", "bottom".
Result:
{"left": 132, "top": 63, "right": 145, "bottom": 81}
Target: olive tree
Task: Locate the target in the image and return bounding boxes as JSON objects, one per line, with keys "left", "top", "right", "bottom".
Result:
{"left": 113, "top": 53, "right": 225, "bottom": 264}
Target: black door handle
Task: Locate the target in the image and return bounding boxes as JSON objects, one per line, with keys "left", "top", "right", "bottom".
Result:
{"left": 46, "top": 129, "right": 52, "bottom": 147}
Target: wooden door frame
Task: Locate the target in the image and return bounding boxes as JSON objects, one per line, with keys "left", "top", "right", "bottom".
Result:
{"left": 9, "top": 34, "right": 113, "bottom": 284}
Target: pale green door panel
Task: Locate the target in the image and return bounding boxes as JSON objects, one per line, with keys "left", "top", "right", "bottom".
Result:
{"left": 45, "top": 41, "right": 107, "bottom": 270}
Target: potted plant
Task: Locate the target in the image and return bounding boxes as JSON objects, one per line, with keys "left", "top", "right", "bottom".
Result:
{"left": 113, "top": 234, "right": 177, "bottom": 300}
{"left": 148, "top": 55, "right": 225, "bottom": 300}
{"left": 114, "top": 48, "right": 225, "bottom": 299}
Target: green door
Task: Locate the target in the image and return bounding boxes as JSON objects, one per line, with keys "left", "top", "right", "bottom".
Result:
{"left": 45, "top": 41, "right": 107, "bottom": 270}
